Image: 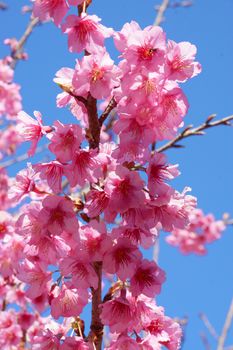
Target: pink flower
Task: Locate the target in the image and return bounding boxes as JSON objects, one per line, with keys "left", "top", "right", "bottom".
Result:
{"left": 103, "top": 238, "right": 142, "bottom": 280}
{"left": 48, "top": 120, "right": 83, "bottom": 163}
{"left": 147, "top": 315, "right": 182, "bottom": 350}
{"left": 17, "top": 259, "right": 50, "bottom": 298}
{"left": 104, "top": 166, "right": 146, "bottom": 216}
{"left": 33, "top": 0, "right": 69, "bottom": 26}
{"left": 130, "top": 259, "right": 166, "bottom": 297}
{"left": 166, "top": 40, "right": 201, "bottom": 82}
{"left": 60, "top": 251, "right": 98, "bottom": 289}
{"left": 39, "top": 195, "right": 79, "bottom": 235}
{"left": 9, "top": 164, "right": 37, "bottom": 204}
{"left": 100, "top": 292, "right": 136, "bottom": 333}
{"left": 67, "top": 0, "right": 83, "bottom": 5}
{"left": 84, "top": 189, "right": 110, "bottom": 218}
{"left": 62, "top": 13, "right": 113, "bottom": 53}
{"left": 72, "top": 49, "right": 120, "bottom": 99}
{"left": 17, "top": 111, "right": 49, "bottom": 156}
{"left": 166, "top": 208, "right": 226, "bottom": 254}
{"left": 107, "top": 334, "right": 140, "bottom": 350}
{"left": 147, "top": 152, "right": 180, "bottom": 197}
{"left": 0, "top": 81, "right": 22, "bottom": 119}
{"left": 64, "top": 149, "right": 100, "bottom": 187}
{"left": 60, "top": 337, "right": 91, "bottom": 350}
{"left": 80, "top": 221, "right": 112, "bottom": 261}
{"left": 34, "top": 161, "right": 64, "bottom": 193}
{"left": 50, "top": 284, "right": 88, "bottom": 319}
{"left": 121, "top": 24, "right": 166, "bottom": 69}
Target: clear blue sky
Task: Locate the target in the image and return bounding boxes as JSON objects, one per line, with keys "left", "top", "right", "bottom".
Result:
{"left": 1, "top": 1, "right": 233, "bottom": 349}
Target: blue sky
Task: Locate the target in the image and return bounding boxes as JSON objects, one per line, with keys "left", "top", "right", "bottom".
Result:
{"left": 1, "top": 1, "right": 233, "bottom": 349}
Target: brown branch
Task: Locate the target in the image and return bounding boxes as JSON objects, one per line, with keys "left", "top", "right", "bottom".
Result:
{"left": 89, "top": 262, "right": 103, "bottom": 350}
{"left": 200, "top": 332, "right": 211, "bottom": 350}
{"left": 157, "top": 114, "right": 233, "bottom": 153}
{"left": 10, "top": 16, "right": 40, "bottom": 69}
{"left": 99, "top": 97, "right": 117, "bottom": 127}
{"left": 154, "top": 0, "right": 170, "bottom": 26}
{"left": 217, "top": 298, "right": 233, "bottom": 350}
{"left": 86, "top": 93, "right": 100, "bottom": 149}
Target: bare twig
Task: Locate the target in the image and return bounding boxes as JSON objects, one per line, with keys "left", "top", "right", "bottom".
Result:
{"left": 154, "top": 0, "right": 170, "bottom": 26}
{"left": 0, "top": 144, "right": 48, "bottom": 169}
{"left": 200, "top": 332, "right": 211, "bottom": 350}
{"left": 157, "top": 114, "right": 233, "bottom": 153}
{"left": 217, "top": 298, "right": 233, "bottom": 350}
{"left": 99, "top": 97, "right": 117, "bottom": 127}
{"left": 199, "top": 313, "right": 219, "bottom": 340}
{"left": 10, "top": 16, "right": 40, "bottom": 68}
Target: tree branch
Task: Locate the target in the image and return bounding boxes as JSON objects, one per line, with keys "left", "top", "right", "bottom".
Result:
{"left": 10, "top": 16, "right": 39, "bottom": 69}
{"left": 99, "top": 97, "right": 117, "bottom": 127}
{"left": 217, "top": 298, "right": 233, "bottom": 350}
{"left": 157, "top": 114, "right": 233, "bottom": 153}
{"left": 154, "top": 0, "right": 170, "bottom": 26}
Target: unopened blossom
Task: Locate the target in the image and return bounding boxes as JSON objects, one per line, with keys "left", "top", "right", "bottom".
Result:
{"left": 130, "top": 259, "right": 166, "bottom": 297}
{"left": 103, "top": 237, "right": 142, "bottom": 280}
{"left": 33, "top": 0, "right": 69, "bottom": 26}
{"left": 48, "top": 120, "right": 83, "bottom": 163}
{"left": 50, "top": 284, "right": 88, "bottom": 319}
{"left": 0, "top": 58, "right": 14, "bottom": 83}
{"left": 72, "top": 49, "right": 120, "bottom": 99}
{"left": 62, "top": 13, "right": 113, "bottom": 53}
{"left": 39, "top": 195, "right": 79, "bottom": 235}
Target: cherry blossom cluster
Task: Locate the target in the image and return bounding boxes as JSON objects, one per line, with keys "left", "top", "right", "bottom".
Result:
{"left": 0, "top": 1, "right": 226, "bottom": 349}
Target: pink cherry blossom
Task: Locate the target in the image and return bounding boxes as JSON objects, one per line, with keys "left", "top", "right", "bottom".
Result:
{"left": 38, "top": 195, "right": 79, "bottom": 235}
{"left": 34, "top": 161, "right": 64, "bottom": 193}
{"left": 48, "top": 120, "right": 84, "bottom": 163}
{"left": 107, "top": 334, "right": 140, "bottom": 350}
{"left": 50, "top": 283, "right": 88, "bottom": 319}
{"left": 33, "top": 0, "right": 69, "bottom": 26}
{"left": 17, "top": 110, "right": 49, "bottom": 156}
{"left": 166, "top": 40, "right": 202, "bottom": 82}
{"left": 130, "top": 259, "right": 166, "bottom": 297}
{"left": 72, "top": 49, "right": 120, "bottom": 99}
{"left": 103, "top": 237, "right": 142, "bottom": 280}
{"left": 100, "top": 292, "right": 136, "bottom": 333}
{"left": 62, "top": 13, "right": 113, "bottom": 53}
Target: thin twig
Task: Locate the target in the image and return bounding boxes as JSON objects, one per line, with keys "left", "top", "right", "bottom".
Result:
{"left": 154, "top": 0, "right": 170, "bottom": 26}
{"left": 0, "top": 144, "right": 48, "bottom": 169}
{"left": 199, "top": 313, "right": 219, "bottom": 340}
{"left": 157, "top": 114, "right": 233, "bottom": 153}
{"left": 10, "top": 17, "right": 40, "bottom": 68}
{"left": 200, "top": 332, "right": 211, "bottom": 350}
{"left": 99, "top": 97, "right": 117, "bottom": 127}
{"left": 217, "top": 298, "right": 233, "bottom": 350}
